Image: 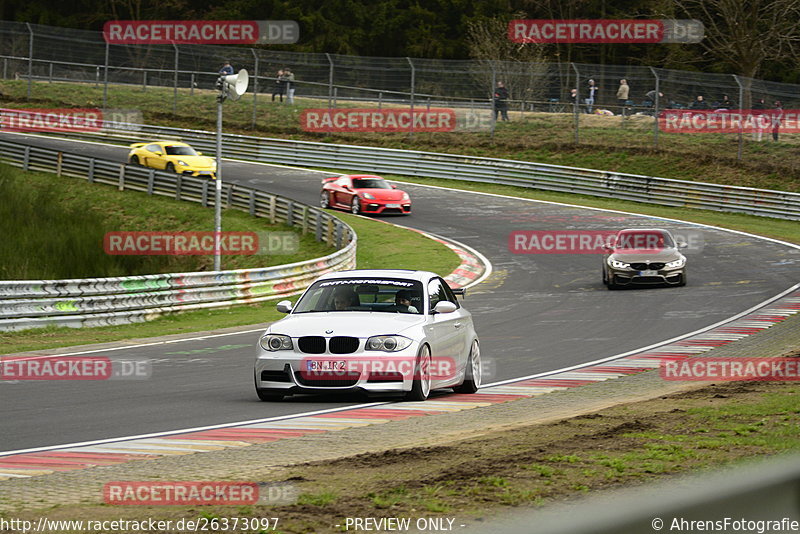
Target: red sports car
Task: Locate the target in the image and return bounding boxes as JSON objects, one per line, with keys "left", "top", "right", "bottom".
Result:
{"left": 320, "top": 174, "right": 411, "bottom": 215}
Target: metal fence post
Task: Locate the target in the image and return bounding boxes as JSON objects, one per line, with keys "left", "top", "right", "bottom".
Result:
{"left": 326, "top": 53, "right": 334, "bottom": 109}
{"left": 103, "top": 42, "right": 109, "bottom": 109}
{"left": 172, "top": 44, "right": 179, "bottom": 113}
{"left": 490, "top": 62, "right": 497, "bottom": 139}
{"left": 3, "top": 58, "right": 7, "bottom": 80}
{"left": 407, "top": 57, "right": 415, "bottom": 137}
{"left": 650, "top": 67, "right": 660, "bottom": 149}
{"left": 190, "top": 73, "right": 194, "bottom": 95}
{"left": 571, "top": 63, "right": 580, "bottom": 143}
{"left": 378, "top": 92, "right": 382, "bottom": 110}
{"left": 142, "top": 70, "right": 147, "bottom": 92}
{"left": 734, "top": 75, "right": 744, "bottom": 161}
{"left": 48, "top": 62, "right": 53, "bottom": 83}
{"left": 26, "top": 22, "right": 33, "bottom": 99}
{"left": 251, "top": 49, "right": 259, "bottom": 128}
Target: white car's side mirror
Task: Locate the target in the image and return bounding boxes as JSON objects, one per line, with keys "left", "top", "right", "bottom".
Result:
{"left": 276, "top": 300, "right": 293, "bottom": 313}
{"left": 433, "top": 301, "right": 457, "bottom": 314}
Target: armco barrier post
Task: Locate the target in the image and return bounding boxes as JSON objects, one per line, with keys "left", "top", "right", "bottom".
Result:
{"left": 87, "top": 159, "right": 95, "bottom": 182}
{"left": 286, "top": 201, "right": 294, "bottom": 226}
{"left": 23, "top": 146, "right": 30, "bottom": 171}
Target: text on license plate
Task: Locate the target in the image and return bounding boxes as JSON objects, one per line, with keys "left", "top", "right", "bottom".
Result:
{"left": 386, "top": 204, "right": 401, "bottom": 208}
{"left": 639, "top": 270, "right": 659, "bottom": 276}
{"left": 307, "top": 360, "right": 346, "bottom": 371}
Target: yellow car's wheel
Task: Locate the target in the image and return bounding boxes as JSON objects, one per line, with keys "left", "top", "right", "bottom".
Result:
{"left": 129, "top": 155, "right": 140, "bottom": 165}
{"left": 166, "top": 162, "right": 176, "bottom": 173}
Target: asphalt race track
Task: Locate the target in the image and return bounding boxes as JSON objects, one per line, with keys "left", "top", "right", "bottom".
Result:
{"left": 1, "top": 131, "right": 798, "bottom": 452}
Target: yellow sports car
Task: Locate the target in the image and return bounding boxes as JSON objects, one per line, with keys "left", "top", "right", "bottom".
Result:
{"left": 127, "top": 141, "right": 216, "bottom": 178}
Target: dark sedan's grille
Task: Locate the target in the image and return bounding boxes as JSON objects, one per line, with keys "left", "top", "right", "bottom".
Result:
{"left": 630, "top": 262, "right": 665, "bottom": 270}
{"left": 298, "top": 336, "right": 326, "bottom": 354}
{"left": 329, "top": 336, "right": 359, "bottom": 354}
{"left": 295, "top": 371, "right": 360, "bottom": 387}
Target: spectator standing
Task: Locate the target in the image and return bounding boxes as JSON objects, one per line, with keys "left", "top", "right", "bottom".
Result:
{"left": 752, "top": 98, "right": 766, "bottom": 141}
{"left": 493, "top": 81, "right": 510, "bottom": 121}
{"left": 616, "top": 79, "right": 629, "bottom": 111}
{"left": 689, "top": 95, "right": 709, "bottom": 110}
{"left": 569, "top": 88, "right": 578, "bottom": 106}
{"left": 283, "top": 68, "right": 296, "bottom": 104}
{"left": 771, "top": 101, "right": 783, "bottom": 142}
{"left": 585, "top": 79, "right": 599, "bottom": 113}
{"left": 272, "top": 69, "right": 286, "bottom": 102}
{"left": 717, "top": 95, "right": 735, "bottom": 110}
{"left": 218, "top": 61, "right": 234, "bottom": 76}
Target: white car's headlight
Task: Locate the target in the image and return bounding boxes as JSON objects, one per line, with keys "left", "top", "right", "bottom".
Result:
{"left": 608, "top": 258, "right": 630, "bottom": 269}
{"left": 177, "top": 160, "right": 188, "bottom": 166}
{"left": 260, "top": 334, "right": 293, "bottom": 351}
{"left": 366, "top": 335, "right": 413, "bottom": 352}
{"left": 665, "top": 257, "right": 686, "bottom": 269}
{"left": 362, "top": 192, "right": 375, "bottom": 200}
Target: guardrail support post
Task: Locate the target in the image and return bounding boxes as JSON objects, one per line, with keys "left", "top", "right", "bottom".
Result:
{"left": 327, "top": 218, "right": 334, "bottom": 244}
{"left": 286, "top": 201, "right": 294, "bottom": 226}
{"left": 87, "top": 159, "right": 95, "bottom": 182}
{"left": 335, "top": 222, "right": 342, "bottom": 248}
{"left": 23, "top": 146, "right": 30, "bottom": 171}
{"left": 201, "top": 180, "right": 208, "bottom": 206}
{"left": 118, "top": 164, "right": 125, "bottom": 191}
{"left": 175, "top": 175, "right": 182, "bottom": 200}
{"left": 249, "top": 190, "right": 256, "bottom": 216}
{"left": 148, "top": 169, "right": 155, "bottom": 195}
{"left": 56, "top": 151, "right": 62, "bottom": 176}
{"left": 302, "top": 205, "right": 309, "bottom": 234}
{"left": 269, "top": 196, "right": 276, "bottom": 223}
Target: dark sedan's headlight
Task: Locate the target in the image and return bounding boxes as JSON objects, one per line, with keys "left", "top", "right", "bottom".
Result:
{"left": 665, "top": 257, "right": 686, "bottom": 269}
{"left": 260, "top": 334, "right": 293, "bottom": 351}
{"left": 366, "top": 335, "right": 413, "bottom": 352}
{"left": 608, "top": 258, "right": 630, "bottom": 269}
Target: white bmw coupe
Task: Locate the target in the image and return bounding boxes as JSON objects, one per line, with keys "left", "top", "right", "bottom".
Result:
{"left": 254, "top": 270, "right": 481, "bottom": 401}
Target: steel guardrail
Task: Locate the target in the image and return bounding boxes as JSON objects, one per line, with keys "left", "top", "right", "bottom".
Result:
{"left": 37, "top": 122, "right": 800, "bottom": 221}
{"left": 0, "top": 139, "right": 356, "bottom": 331}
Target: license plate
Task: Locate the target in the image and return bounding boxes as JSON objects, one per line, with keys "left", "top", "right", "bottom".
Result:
{"left": 307, "top": 360, "right": 346, "bottom": 371}
{"left": 639, "top": 270, "right": 659, "bottom": 276}
{"left": 386, "top": 203, "right": 401, "bottom": 208}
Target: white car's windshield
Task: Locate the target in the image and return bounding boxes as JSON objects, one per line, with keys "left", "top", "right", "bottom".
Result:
{"left": 293, "top": 278, "right": 424, "bottom": 314}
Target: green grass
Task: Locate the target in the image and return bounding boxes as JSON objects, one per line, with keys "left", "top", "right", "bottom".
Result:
{"left": 0, "top": 163, "right": 335, "bottom": 279}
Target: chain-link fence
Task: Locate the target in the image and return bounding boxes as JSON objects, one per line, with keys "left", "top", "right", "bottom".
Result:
{"left": 2, "top": 21, "right": 800, "bottom": 160}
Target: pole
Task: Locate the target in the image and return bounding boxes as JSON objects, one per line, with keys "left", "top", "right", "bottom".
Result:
{"left": 407, "top": 57, "right": 415, "bottom": 137}
{"left": 733, "top": 75, "right": 744, "bottom": 161}
{"left": 571, "top": 63, "right": 579, "bottom": 143}
{"left": 26, "top": 23, "right": 33, "bottom": 99}
{"left": 103, "top": 42, "right": 109, "bottom": 109}
{"left": 326, "top": 53, "right": 334, "bottom": 110}
{"left": 650, "top": 67, "right": 660, "bottom": 149}
{"left": 172, "top": 43, "right": 179, "bottom": 113}
{"left": 490, "top": 63, "right": 496, "bottom": 139}
{"left": 214, "top": 97, "right": 223, "bottom": 271}
{"left": 251, "top": 49, "right": 259, "bottom": 128}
